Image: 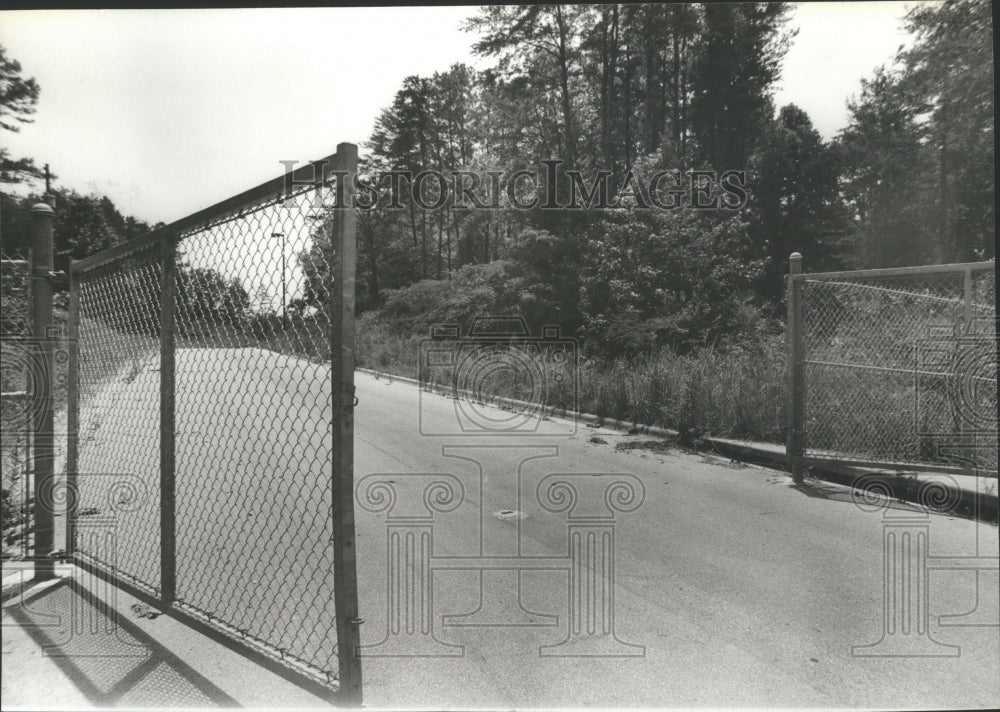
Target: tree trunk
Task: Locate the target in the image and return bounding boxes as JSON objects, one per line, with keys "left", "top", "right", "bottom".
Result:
{"left": 421, "top": 209, "right": 427, "bottom": 279}
{"left": 599, "top": 8, "right": 611, "bottom": 167}
{"left": 680, "top": 34, "right": 689, "bottom": 159}
{"left": 623, "top": 44, "right": 634, "bottom": 170}
{"left": 644, "top": 9, "right": 658, "bottom": 154}
{"left": 368, "top": 233, "right": 380, "bottom": 304}
{"left": 407, "top": 198, "right": 420, "bottom": 279}
{"left": 938, "top": 106, "right": 950, "bottom": 262}
{"left": 446, "top": 225, "right": 452, "bottom": 277}
{"left": 672, "top": 19, "right": 681, "bottom": 149}
{"left": 437, "top": 214, "right": 444, "bottom": 278}
{"left": 555, "top": 5, "right": 577, "bottom": 169}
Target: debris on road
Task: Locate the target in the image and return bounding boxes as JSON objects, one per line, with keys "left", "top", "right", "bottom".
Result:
{"left": 130, "top": 602, "right": 161, "bottom": 620}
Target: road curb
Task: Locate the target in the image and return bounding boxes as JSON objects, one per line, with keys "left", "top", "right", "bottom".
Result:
{"left": 356, "top": 367, "right": 681, "bottom": 440}
{"left": 702, "top": 436, "right": 999, "bottom": 524}
{"left": 358, "top": 367, "right": 998, "bottom": 524}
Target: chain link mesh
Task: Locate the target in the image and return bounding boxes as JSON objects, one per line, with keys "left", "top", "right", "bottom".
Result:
{"left": 73, "top": 179, "right": 341, "bottom": 681}
{"left": 76, "top": 244, "right": 163, "bottom": 591}
{"left": 801, "top": 265, "right": 997, "bottom": 473}
{"left": 2, "top": 249, "right": 31, "bottom": 556}
{"left": 172, "top": 184, "right": 338, "bottom": 678}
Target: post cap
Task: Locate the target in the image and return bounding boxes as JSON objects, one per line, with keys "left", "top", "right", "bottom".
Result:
{"left": 31, "top": 202, "right": 54, "bottom": 214}
{"left": 789, "top": 252, "right": 802, "bottom": 261}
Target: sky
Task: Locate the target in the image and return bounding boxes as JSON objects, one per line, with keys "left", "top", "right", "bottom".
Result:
{"left": 1, "top": 3, "right": 918, "bottom": 226}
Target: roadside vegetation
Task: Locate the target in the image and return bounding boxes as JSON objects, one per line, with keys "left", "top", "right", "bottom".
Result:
{"left": 1, "top": 0, "right": 994, "bottom": 528}
{"left": 355, "top": 311, "right": 787, "bottom": 443}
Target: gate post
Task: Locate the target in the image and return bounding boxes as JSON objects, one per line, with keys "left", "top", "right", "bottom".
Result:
{"left": 30, "top": 202, "right": 56, "bottom": 580}
{"left": 961, "top": 267, "right": 973, "bottom": 329}
{"left": 956, "top": 268, "right": 974, "bottom": 475}
{"left": 160, "top": 238, "right": 177, "bottom": 606}
{"left": 786, "top": 252, "right": 805, "bottom": 483}
{"left": 330, "top": 142, "right": 364, "bottom": 705}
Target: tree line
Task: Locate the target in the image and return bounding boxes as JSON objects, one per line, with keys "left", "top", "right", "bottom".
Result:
{"left": 2, "top": 1, "right": 993, "bottom": 358}
{"left": 300, "top": 0, "right": 992, "bottom": 357}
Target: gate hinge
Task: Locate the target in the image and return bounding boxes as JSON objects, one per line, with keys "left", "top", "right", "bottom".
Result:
{"left": 31, "top": 269, "right": 68, "bottom": 285}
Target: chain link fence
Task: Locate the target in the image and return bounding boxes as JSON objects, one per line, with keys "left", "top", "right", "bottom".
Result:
{"left": 69, "top": 145, "right": 362, "bottom": 698}
{"left": 790, "top": 260, "right": 997, "bottom": 475}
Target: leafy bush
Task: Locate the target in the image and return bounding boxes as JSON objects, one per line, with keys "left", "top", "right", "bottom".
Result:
{"left": 581, "top": 204, "right": 765, "bottom": 358}
{"left": 380, "top": 261, "right": 520, "bottom": 333}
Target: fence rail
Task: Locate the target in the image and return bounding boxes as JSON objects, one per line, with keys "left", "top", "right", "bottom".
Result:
{"left": 786, "top": 253, "right": 997, "bottom": 482}
{"left": 63, "top": 143, "right": 362, "bottom": 703}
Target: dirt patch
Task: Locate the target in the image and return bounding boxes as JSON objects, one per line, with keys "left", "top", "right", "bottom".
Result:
{"left": 615, "top": 439, "right": 752, "bottom": 470}
{"left": 695, "top": 452, "right": 749, "bottom": 469}
{"left": 615, "top": 439, "right": 676, "bottom": 454}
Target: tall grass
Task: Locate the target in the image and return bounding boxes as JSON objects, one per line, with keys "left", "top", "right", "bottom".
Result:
{"left": 353, "top": 313, "right": 787, "bottom": 444}
{"left": 347, "top": 316, "right": 996, "bottom": 473}
{"left": 581, "top": 343, "right": 787, "bottom": 441}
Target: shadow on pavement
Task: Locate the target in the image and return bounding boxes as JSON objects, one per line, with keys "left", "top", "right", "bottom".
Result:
{"left": 789, "top": 480, "right": 856, "bottom": 503}
{"left": 788, "top": 480, "right": 922, "bottom": 514}
{"left": 4, "top": 576, "right": 238, "bottom": 708}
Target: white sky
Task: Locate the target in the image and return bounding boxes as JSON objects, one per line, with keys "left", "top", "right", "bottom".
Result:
{"left": 2, "top": 3, "right": 918, "bottom": 226}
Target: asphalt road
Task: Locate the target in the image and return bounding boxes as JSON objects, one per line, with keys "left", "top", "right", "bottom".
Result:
{"left": 75, "top": 348, "right": 999, "bottom": 708}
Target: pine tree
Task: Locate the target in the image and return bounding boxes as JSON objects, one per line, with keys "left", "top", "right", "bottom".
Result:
{"left": 0, "top": 44, "right": 43, "bottom": 185}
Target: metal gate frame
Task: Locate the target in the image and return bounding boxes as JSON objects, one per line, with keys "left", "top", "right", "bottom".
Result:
{"left": 786, "top": 252, "right": 997, "bottom": 483}
{"left": 64, "top": 143, "right": 363, "bottom": 704}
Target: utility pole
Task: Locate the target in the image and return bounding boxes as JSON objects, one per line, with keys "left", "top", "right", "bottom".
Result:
{"left": 272, "top": 231, "right": 286, "bottom": 318}
{"left": 44, "top": 164, "right": 55, "bottom": 208}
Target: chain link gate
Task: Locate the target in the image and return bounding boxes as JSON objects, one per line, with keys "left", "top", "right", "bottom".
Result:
{"left": 65, "top": 144, "right": 362, "bottom": 703}
{"left": 786, "top": 254, "right": 997, "bottom": 480}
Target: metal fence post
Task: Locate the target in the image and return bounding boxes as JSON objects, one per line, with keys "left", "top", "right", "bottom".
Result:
{"left": 787, "top": 252, "right": 806, "bottom": 483}
{"left": 329, "top": 142, "right": 363, "bottom": 704}
{"left": 957, "top": 268, "right": 974, "bottom": 474}
{"left": 30, "top": 202, "right": 56, "bottom": 579}
{"left": 962, "top": 268, "right": 973, "bottom": 329}
{"left": 66, "top": 263, "right": 80, "bottom": 556}
{"left": 160, "top": 238, "right": 177, "bottom": 606}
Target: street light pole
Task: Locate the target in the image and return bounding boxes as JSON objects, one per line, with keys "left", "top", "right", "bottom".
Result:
{"left": 272, "top": 231, "right": 285, "bottom": 319}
